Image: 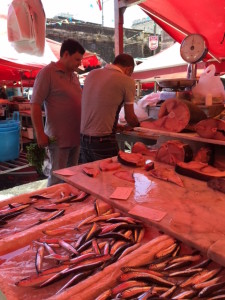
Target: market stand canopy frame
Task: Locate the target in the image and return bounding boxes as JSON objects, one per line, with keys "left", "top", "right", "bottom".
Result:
{"left": 115, "top": 0, "right": 225, "bottom": 73}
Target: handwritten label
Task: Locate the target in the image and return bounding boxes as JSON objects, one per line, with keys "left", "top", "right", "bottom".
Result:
{"left": 110, "top": 187, "right": 133, "bottom": 200}
{"left": 53, "top": 169, "right": 75, "bottom": 176}
{"left": 129, "top": 205, "right": 167, "bottom": 221}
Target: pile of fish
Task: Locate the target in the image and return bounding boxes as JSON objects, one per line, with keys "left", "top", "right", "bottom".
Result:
{"left": 0, "top": 189, "right": 90, "bottom": 236}
{"left": 15, "top": 202, "right": 145, "bottom": 296}
{"left": 95, "top": 241, "right": 225, "bottom": 299}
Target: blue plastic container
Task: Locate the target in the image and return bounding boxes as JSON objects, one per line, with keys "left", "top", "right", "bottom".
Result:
{"left": 0, "top": 112, "right": 20, "bottom": 162}
{"left": 0, "top": 127, "right": 20, "bottom": 162}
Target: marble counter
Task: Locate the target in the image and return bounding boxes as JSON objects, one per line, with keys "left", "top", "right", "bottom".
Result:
{"left": 54, "top": 158, "right": 225, "bottom": 266}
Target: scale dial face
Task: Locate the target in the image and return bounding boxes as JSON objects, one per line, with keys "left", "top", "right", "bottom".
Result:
{"left": 180, "top": 34, "right": 208, "bottom": 63}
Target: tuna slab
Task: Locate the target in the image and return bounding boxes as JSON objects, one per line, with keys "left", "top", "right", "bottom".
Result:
{"left": 195, "top": 118, "right": 225, "bottom": 141}
{"left": 156, "top": 140, "right": 193, "bottom": 165}
{"left": 141, "top": 98, "right": 207, "bottom": 132}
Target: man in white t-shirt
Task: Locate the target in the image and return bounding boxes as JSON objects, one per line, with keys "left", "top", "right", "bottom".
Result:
{"left": 80, "top": 53, "right": 139, "bottom": 163}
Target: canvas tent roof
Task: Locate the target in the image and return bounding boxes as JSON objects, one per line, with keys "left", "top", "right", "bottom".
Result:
{"left": 138, "top": 0, "right": 225, "bottom": 73}
{"left": 133, "top": 42, "right": 206, "bottom": 81}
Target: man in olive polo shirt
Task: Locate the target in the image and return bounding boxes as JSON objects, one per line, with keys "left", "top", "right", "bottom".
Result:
{"left": 80, "top": 53, "right": 139, "bottom": 163}
{"left": 31, "top": 39, "right": 85, "bottom": 186}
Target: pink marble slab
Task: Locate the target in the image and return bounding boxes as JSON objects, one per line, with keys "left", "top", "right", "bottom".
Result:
{"left": 54, "top": 157, "right": 225, "bottom": 266}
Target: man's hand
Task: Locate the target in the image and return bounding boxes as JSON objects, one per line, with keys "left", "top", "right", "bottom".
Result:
{"left": 36, "top": 132, "right": 49, "bottom": 148}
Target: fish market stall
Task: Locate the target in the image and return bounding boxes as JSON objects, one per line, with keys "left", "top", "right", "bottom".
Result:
{"left": 53, "top": 155, "right": 225, "bottom": 265}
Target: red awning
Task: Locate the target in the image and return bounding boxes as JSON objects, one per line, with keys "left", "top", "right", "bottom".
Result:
{"left": 46, "top": 38, "right": 101, "bottom": 68}
{"left": 138, "top": 0, "right": 225, "bottom": 72}
{"left": 0, "top": 14, "right": 101, "bottom": 86}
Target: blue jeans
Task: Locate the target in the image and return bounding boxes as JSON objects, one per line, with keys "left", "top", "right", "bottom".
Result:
{"left": 80, "top": 134, "right": 119, "bottom": 163}
{"left": 47, "top": 144, "right": 80, "bottom": 186}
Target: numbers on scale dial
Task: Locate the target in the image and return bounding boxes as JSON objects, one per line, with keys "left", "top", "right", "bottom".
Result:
{"left": 180, "top": 34, "right": 208, "bottom": 63}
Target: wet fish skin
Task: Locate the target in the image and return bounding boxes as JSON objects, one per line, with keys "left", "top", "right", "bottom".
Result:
{"left": 112, "top": 280, "right": 149, "bottom": 295}
{"left": 149, "top": 256, "right": 172, "bottom": 271}
{"left": 0, "top": 203, "right": 30, "bottom": 218}
{"left": 198, "top": 280, "right": 225, "bottom": 298}
{"left": 35, "top": 245, "right": 45, "bottom": 274}
{"left": 193, "top": 275, "right": 222, "bottom": 290}
{"left": 188, "top": 258, "right": 211, "bottom": 269}
{"left": 180, "top": 267, "right": 223, "bottom": 288}
{"left": 155, "top": 242, "right": 178, "bottom": 259}
{"left": 74, "top": 230, "right": 88, "bottom": 249}
{"left": 121, "top": 267, "right": 164, "bottom": 278}
{"left": 209, "top": 295, "right": 225, "bottom": 300}
{"left": 34, "top": 205, "right": 58, "bottom": 212}
{"left": 92, "top": 239, "right": 101, "bottom": 255}
{"left": 85, "top": 222, "right": 102, "bottom": 242}
{"left": 164, "top": 260, "right": 192, "bottom": 271}
{"left": 101, "top": 222, "right": 131, "bottom": 234}
{"left": 15, "top": 273, "right": 56, "bottom": 287}
{"left": 98, "top": 232, "right": 132, "bottom": 242}
{"left": 89, "top": 212, "right": 121, "bottom": 223}
{"left": 76, "top": 214, "right": 96, "bottom": 229}
{"left": 118, "top": 286, "right": 154, "bottom": 299}
{"left": 0, "top": 210, "right": 24, "bottom": 221}
{"left": 103, "top": 241, "right": 110, "bottom": 255}
{"left": 44, "top": 253, "right": 70, "bottom": 262}
{"left": 172, "top": 289, "right": 197, "bottom": 299}
{"left": 56, "top": 271, "right": 93, "bottom": 295}
{"left": 61, "top": 260, "right": 104, "bottom": 276}
{"left": 70, "top": 191, "right": 90, "bottom": 202}
{"left": 58, "top": 239, "right": 79, "bottom": 255}
{"left": 113, "top": 242, "right": 133, "bottom": 259}
{"left": 39, "top": 271, "right": 63, "bottom": 288}
{"left": 53, "top": 194, "right": 79, "bottom": 204}
{"left": 211, "top": 288, "right": 225, "bottom": 297}
{"left": 77, "top": 239, "right": 93, "bottom": 253}
{"left": 137, "top": 227, "right": 145, "bottom": 243}
{"left": 43, "top": 242, "right": 56, "bottom": 255}
{"left": 95, "top": 289, "right": 112, "bottom": 300}
{"left": 110, "top": 240, "right": 127, "bottom": 255}
{"left": 65, "top": 253, "right": 95, "bottom": 266}
{"left": 106, "top": 216, "right": 139, "bottom": 224}
{"left": 118, "top": 243, "right": 140, "bottom": 260}
{"left": 169, "top": 254, "right": 202, "bottom": 265}
{"left": 169, "top": 267, "right": 203, "bottom": 277}
{"left": 119, "top": 271, "right": 175, "bottom": 287}
{"left": 39, "top": 209, "right": 65, "bottom": 222}
{"left": 41, "top": 264, "right": 69, "bottom": 275}
{"left": 94, "top": 199, "right": 101, "bottom": 216}
{"left": 30, "top": 194, "right": 51, "bottom": 199}
{"left": 159, "top": 285, "right": 177, "bottom": 298}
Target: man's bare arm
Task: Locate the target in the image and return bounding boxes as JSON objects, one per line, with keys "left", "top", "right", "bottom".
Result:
{"left": 31, "top": 103, "right": 49, "bottom": 147}
{"left": 124, "top": 103, "right": 140, "bottom": 127}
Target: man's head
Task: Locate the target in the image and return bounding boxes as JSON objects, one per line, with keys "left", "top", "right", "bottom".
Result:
{"left": 60, "top": 39, "right": 85, "bottom": 72}
{"left": 113, "top": 53, "right": 135, "bottom": 77}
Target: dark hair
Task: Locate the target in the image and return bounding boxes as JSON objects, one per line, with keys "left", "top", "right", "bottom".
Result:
{"left": 113, "top": 53, "right": 134, "bottom": 68}
{"left": 60, "top": 39, "right": 85, "bottom": 57}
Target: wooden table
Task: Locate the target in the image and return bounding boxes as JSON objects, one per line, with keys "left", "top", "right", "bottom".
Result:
{"left": 54, "top": 157, "right": 225, "bottom": 267}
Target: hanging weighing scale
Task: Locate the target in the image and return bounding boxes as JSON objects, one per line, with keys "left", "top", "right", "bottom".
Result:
{"left": 156, "top": 34, "right": 208, "bottom": 90}
{"left": 180, "top": 33, "right": 208, "bottom": 79}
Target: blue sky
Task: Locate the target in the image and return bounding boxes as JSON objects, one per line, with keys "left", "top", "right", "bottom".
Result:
{"left": 2, "top": 0, "right": 147, "bottom": 28}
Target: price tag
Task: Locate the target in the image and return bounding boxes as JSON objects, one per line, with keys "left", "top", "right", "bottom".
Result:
{"left": 129, "top": 205, "right": 167, "bottom": 222}
{"left": 110, "top": 187, "right": 133, "bottom": 200}
{"left": 54, "top": 169, "right": 75, "bottom": 176}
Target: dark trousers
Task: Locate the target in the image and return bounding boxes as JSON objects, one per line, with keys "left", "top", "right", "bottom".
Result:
{"left": 79, "top": 134, "right": 119, "bottom": 163}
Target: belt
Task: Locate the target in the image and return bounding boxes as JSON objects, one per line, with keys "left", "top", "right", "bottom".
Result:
{"left": 80, "top": 133, "right": 115, "bottom": 141}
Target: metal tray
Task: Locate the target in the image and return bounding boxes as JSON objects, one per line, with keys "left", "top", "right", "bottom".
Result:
{"left": 156, "top": 78, "right": 196, "bottom": 89}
